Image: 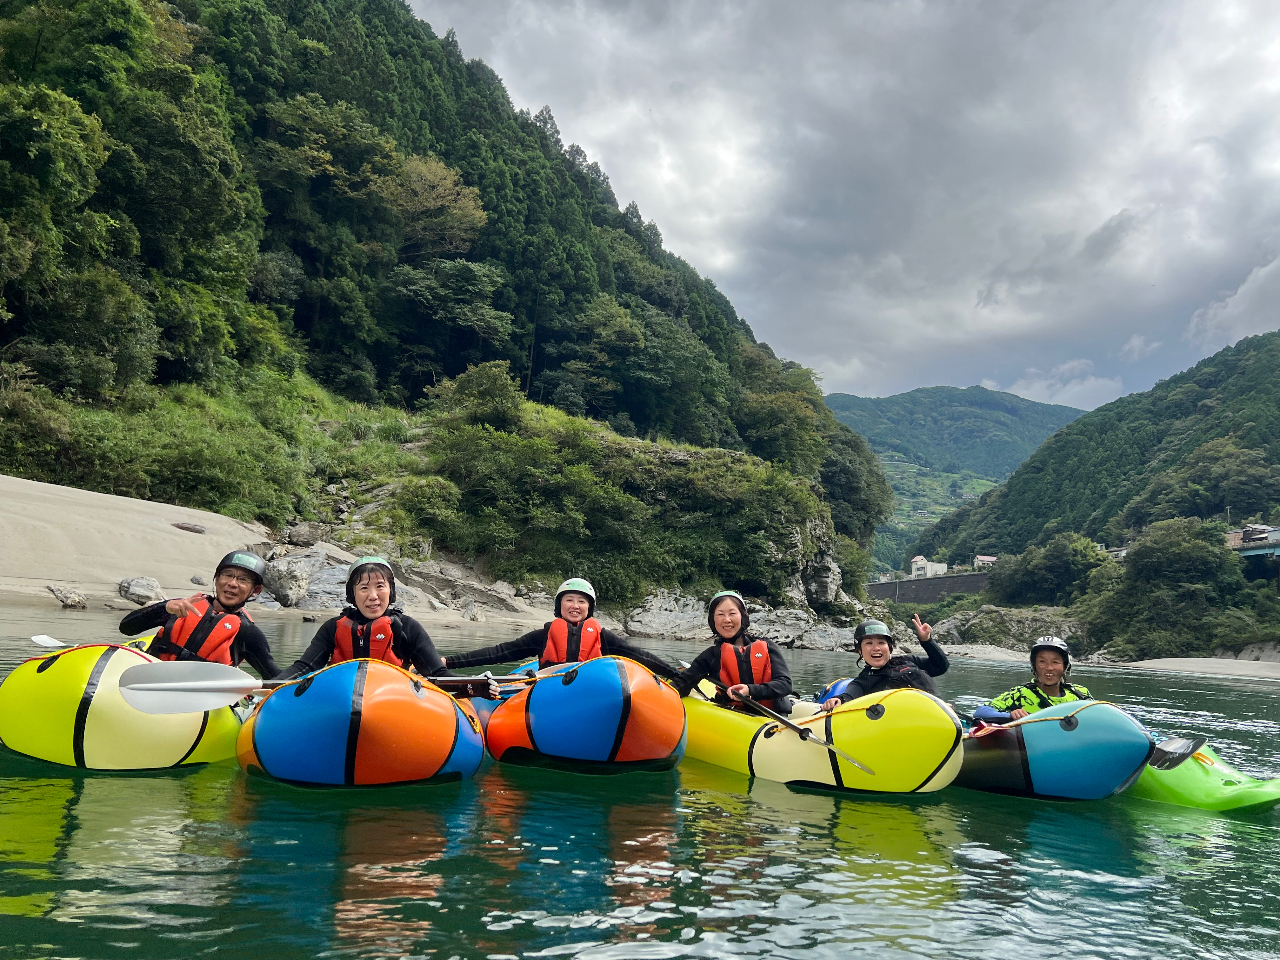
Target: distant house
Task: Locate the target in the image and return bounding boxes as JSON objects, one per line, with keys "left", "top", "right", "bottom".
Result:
{"left": 961, "top": 493, "right": 978, "bottom": 500}
{"left": 973, "top": 555, "right": 997, "bottom": 568}
{"left": 913, "top": 510, "right": 929, "bottom": 518}
{"left": 910, "top": 555, "right": 948, "bottom": 579}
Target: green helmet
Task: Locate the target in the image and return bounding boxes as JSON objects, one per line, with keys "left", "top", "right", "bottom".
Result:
{"left": 216, "top": 551, "right": 267, "bottom": 585}
{"left": 555, "top": 578, "right": 596, "bottom": 617}
{"left": 707, "top": 590, "right": 748, "bottom": 635}
{"left": 854, "top": 619, "right": 894, "bottom": 647}
{"left": 346, "top": 556, "right": 396, "bottom": 605}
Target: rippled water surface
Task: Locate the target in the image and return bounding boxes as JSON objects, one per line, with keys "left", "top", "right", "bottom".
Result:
{"left": 3, "top": 600, "right": 1280, "bottom": 959}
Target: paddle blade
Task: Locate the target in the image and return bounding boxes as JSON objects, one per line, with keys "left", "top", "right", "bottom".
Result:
{"left": 31, "top": 635, "right": 66, "bottom": 647}
{"left": 119, "top": 661, "right": 265, "bottom": 714}
{"left": 1149, "top": 735, "right": 1210, "bottom": 770}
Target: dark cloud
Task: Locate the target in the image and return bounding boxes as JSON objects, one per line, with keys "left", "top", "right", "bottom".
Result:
{"left": 414, "top": 0, "right": 1280, "bottom": 407}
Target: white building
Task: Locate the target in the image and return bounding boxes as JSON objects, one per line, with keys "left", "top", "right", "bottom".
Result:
{"left": 973, "top": 555, "right": 998, "bottom": 569}
{"left": 910, "top": 555, "right": 948, "bottom": 579}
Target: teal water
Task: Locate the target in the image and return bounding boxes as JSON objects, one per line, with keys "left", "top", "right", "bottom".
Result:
{"left": 2, "top": 602, "right": 1280, "bottom": 959}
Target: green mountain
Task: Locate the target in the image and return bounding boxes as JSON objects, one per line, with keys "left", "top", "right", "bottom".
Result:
{"left": 826, "top": 387, "right": 1083, "bottom": 479}
{"left": 0, "top": 0, "right": 893, "bottom": 601}
{"left": 914, "top": 331, "right": 1280, "bottom": 563}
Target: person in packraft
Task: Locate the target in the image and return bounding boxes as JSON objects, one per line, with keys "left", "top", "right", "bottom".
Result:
{"left": 119, "top": 551, "right": 279, "bottom": 678}
{"left": 277, "top": 557, "right": 454, "bottom": 681}
{"left": 977, "top": 636, "right": 1091, "bottom": 720}
{"left": 818, "top": 615, "right": 947, "bottom": 712}
{"left": 442, "top": 578, "right": 680, "bottom": 679}
{"left": 672, "top": 590, "right": 794, "bottom": 712}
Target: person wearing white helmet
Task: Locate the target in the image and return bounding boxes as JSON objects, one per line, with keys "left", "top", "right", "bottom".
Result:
{"left": 977, "top": 636, "right": 1092, "bottom": 721}
{"left": 671, "top": 590, "right": 793, "bottom": 713}
{"left": 442, "top": 577, "right": 680, "bottom": 678}
{"left": 277, "top": 557, "right": 456, "bottom": 681}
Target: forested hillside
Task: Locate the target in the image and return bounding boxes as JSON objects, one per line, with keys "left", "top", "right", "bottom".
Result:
{"left": 826, "top": 386, "right": 1082, "bottom": 479}
{"left": 0, "top": 0, "right": 892, "bottom": 600}
{"left": 914, "top": 332, "right": 1280, "bottom": 563}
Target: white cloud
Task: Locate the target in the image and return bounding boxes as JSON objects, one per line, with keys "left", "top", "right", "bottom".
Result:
{"left": 1119, "top": 334, "right": 1162, "bottom": 361}
{"left": 1187, "top": 256, "right": 1280, "bottom": 349}
{"left": 996, "top": 360, "right": 1124, "bottom": 410}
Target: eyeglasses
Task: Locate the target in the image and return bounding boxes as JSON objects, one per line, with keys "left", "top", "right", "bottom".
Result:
{"left": 217, "top": 572, "right": 257, "bottom": 586}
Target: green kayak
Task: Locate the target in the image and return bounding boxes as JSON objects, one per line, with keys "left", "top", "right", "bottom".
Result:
{"left": 1126, "top": 743, "right": 1280, "bottom": 812}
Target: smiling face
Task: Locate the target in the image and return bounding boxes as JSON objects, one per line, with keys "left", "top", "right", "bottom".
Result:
{"left": 859, "top": 635, "right": 893, "bottom": 668}
{"left": 712, "top": 598, "right": 743, "bottom": 640}
{"left": 215, "top": 567, "right": 260, "bottom": 609}
{"left": 1033, "top": 649, "right": 1067, "bottom": 688}
{"left": 353, "top": 571, "right": 392, "bottom": 619}
{"left": 559, "top": 592, "right": 591, "bottom": 625}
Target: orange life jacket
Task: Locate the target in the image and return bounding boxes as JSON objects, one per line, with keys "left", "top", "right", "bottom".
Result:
{"left": 540, "top": 617, "right": 603, "bottom": 668}
{"left": 331, "top": 615, "right": 404, "bottom": 667}
{"left": 152, "top": 597, "right": 246, "bottom": 666}
{"left": 719, "top": 638, "right": 774, "bottom": 710}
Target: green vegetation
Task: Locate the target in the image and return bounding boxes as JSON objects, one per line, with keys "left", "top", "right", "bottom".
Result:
{"left": 915, "top": 331, "right": 1280, "bottom": 563}
{"left": 0, "top": 0, "right": 893, "bottom": 601}
{"left": 826, "top": 386, "right": 1082, "bottom": 479}
{"left": 872, "top": 459, "right": 997, "bottom": 571}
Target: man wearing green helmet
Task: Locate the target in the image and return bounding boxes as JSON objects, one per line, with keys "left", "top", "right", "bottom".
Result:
{"left": 118, "top": 551, "right": 279, "bottom": 678}
{"left": 276, "top": 557, "right": 457, "bottom": 682}
{"left": 671, "top": 590, "right": 794, "bottom": 713}
{"left": 976, "top": 636, "right": 1092, "bottom": 721}
{"left": 442, "top": 577, "right": 680, "bottom": 678}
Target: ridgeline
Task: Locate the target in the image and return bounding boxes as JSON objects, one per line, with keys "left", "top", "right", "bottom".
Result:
{"left": 0, "top": 0, "right": 892, "bottom": 604}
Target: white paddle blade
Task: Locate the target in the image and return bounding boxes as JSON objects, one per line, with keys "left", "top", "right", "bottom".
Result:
{"left": 119, "top": 661, "right": 264, "bottom": 714}
{"left": 31, "top": 635, "right": 66, "bottom": 647}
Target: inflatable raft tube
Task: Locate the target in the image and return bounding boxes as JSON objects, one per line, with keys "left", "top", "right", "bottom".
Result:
{"left": 683, "top": 687, "right": 963, "bottom": 794}
{"left": 237, "top": 659, "right": 485, "bottom": 786}
{"left": 1126, "top": 743, "right": 1280, "bottom": 811}
{"left": 0, "top": 644, "right": 240, "bottom": 770}
{"left": 958, "top": 701, "right": 1153, "bottom": 801}
{"left": 483, "top": 657, "right": 687, "bottom": 773}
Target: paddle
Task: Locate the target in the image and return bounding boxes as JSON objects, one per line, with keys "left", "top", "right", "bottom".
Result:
{"left": 696, "top": 673, "right": 876, "bottom": 776}
{"left": 31, "top": 635, "right": 65, "bottom": 647}
{"left": 119, "top": 662, "right": 530, "bottom": 715}
{"left": 1149, "top": 735, "right": 1209, "bottom": 771}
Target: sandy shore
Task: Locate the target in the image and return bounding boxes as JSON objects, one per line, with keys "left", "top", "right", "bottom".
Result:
{"left": 1127, "top": 658, "right": 1280, "bottom": 680}
{"left": 0, "top": 474, "right": 548, "bottom": 633}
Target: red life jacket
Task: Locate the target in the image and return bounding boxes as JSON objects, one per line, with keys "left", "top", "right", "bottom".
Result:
{"left": 152, "top": 597, "right": 245, "bottom": 666}
{"left": 540, "top": 617, "right": 603, "bottom": 668}
{"left": 331, "top": 615, "right": 403, "bottom": 667}
{"left": 719, "top": 638, "right": 774, "bottom": 710}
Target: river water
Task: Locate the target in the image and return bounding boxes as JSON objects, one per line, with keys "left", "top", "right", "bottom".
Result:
{"left": 2, "top": 601, "right": 1280, "bottom": 959}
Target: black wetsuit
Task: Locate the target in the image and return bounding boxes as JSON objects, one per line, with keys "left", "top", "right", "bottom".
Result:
{"left": 834, "top": 639, "right": 949, "bottom": 702}
{"left": 446, "top": 622, "right": 680, "bottom": 680}
{"left": 672, "top": 635, "right": 793, "bottom": 707}
{"left": 277, "top": 608, "right": 448, "bottom": 680}
{"left": 119, "top": 599, "right": 279, "bottom": 679}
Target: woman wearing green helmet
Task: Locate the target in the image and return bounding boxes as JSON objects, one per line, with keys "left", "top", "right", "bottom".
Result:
{"left": 442, "top": 577, "right": 680, "bottom": 678}
{"left": 672, "top": 590, "right": 794, "bottom": 713}
{"left": 277, "top": 557, "right": 454, "bottom": 681}
{"left": 817, "top": 614, "right": 947, "bottom": 712}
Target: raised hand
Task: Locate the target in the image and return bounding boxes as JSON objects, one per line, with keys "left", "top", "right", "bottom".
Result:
{"left": 912, "top": 614, "right": 932, "bottom": 643}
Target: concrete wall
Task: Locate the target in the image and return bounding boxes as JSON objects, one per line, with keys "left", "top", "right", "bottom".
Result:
{"left": 865, "top": 572, "right": 988, "bottom": 603}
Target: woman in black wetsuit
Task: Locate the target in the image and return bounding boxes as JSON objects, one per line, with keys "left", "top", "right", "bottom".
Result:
{"left": 818, "top": 615, "right": 947, "bottom": 712}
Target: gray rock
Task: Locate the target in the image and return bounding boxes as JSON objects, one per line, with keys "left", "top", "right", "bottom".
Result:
{"left": 462, "top": 600, "right": 486, "bottom": 622}
{"left": 171, "top": 522, "right": 206, "bottom": 535}
{"left": 934, "top": 605, "right": 1085, "bottom": 652}
{"left": 47, "top": 585, "right": 87, "bottom": 609}
{"left": 293, "top": 562, "right": 349, "bottom": 610}
{"left": 802, "top": 552, "right": 843, "bottom": 606}
{"left": 190, "top": 575, "right": 207, "bottom": 586}
{"left": 286, "top": 521, "right": 330, "bottom": 547}
{"left": 490, "top": 580, "right": 517, "bottom": 597}
{"left": 624, "top": 589, "right": 708, "bottom": 639}
{"left": 263, "top": 554, "right": 322, "bottom": 607}
{"left": 119, "top": 576, "right": 166, "bottom": 605}
{"left": 1214, "top": 641, "right": 1280, "bottom": 662}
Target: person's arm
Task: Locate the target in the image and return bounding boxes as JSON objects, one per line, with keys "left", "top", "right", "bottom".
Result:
{"left": 913, "top": 639, "right": 949, "bottom": 677}
{"left": 835, "top": 675, "right": 871, "bottom": 705}
{"left": 746, "top": 641, "right": 793, "bottom": 703}
{"left": 237, "top": 623, "right": 280, "bottom": 679}
{"left": 276, "top": 620, "right": 339, "bottom": 681}
{"left": 119, "top": 601, "right": 173, "bottom": 636}
{"left": 671, "top": 646, "right": 720, "bottom": 698}
{"left": 444, "top": 630, "right": 545, "bottom": 670}
{"left": 600, "top": 630, "right": 680, "bottom": 680}
{"left": 395, "top": 618, "right": 448, "bottom": 677}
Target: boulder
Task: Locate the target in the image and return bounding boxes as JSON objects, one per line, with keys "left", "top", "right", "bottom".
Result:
{"left": 119, "top": 576, "right": 166, "bottom": 605}
{"left": 263, "top": 554, "right": 321, "bottom": 607}
{"left": 624, "top": 590, "right": 708, "bottom": 640}
{"left": 462, "top": 600, "right": 486, "bottom": 622}
{"left": 171, "top": 522, "right": 206, "bottom": 535}
{"left": 933, "top": 605, "right": 1085, "bottom": 652}
{"left": 286, "top": 521, "right": 330, "bottom": 547}
{"left": 190, "top": 575, "right": 207, "bottom": 586}
{"left": 47, "top": 585, "right": 87, "bottom": 609}
{"left": 802, "top": 552, "right": 843, "bottom": 606}
{"left": 1214, "top": 641, "right": 1280, "bottom": 663}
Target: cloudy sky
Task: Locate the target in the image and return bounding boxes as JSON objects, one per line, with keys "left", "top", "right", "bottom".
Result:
{"left": 413, "top": 0, "right": 1280, "bottom": 409}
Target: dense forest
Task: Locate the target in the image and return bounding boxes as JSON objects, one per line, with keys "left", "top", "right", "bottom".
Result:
{"left": 826, "top": 386, "right": 1081, "bottom": 479}
{"left": 0, "top": 0, "right": 893, "bottom": 601}
{"left": 914, "top": 332, "right": 1280, "bottom": 562}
